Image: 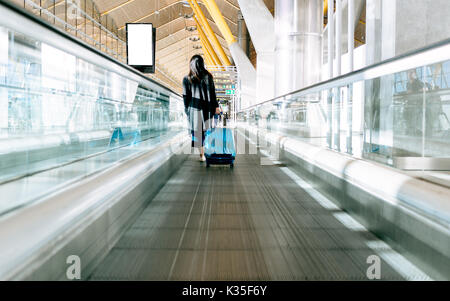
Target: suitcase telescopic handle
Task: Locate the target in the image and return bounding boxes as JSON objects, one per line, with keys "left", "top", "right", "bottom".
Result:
{"left": 223, "top": 128, "right": 226, "bottom": 153}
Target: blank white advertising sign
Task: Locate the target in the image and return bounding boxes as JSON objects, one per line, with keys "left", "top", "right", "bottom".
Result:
{"left": 127, "top": 23, "right": 153, "bottom": 66}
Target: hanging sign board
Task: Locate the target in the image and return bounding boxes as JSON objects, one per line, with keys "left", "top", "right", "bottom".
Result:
{"left": 126, "top": 23, "right": 156, "bottom": 73}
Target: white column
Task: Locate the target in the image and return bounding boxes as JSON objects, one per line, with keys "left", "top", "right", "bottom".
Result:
{"left": 327, "top": 0, "right": 334, "bottom": 148}
{"left": 237, "top": 0, "right": 274, "bottom": 105}
{"left": 336, "top": 0, "right": 342, "bottom": 76}
{"left": 0, "top": 28, "right": 8, "bottom": 130}
{"left": 332, "top": 0, "right": 341, "bottom": 150}
{"left": 327, "top": 0, "right": 334, "bottom": 79}
{"left": 348, "top": 0, "right": 355, "bottom": 72}
{"left": 229, "top": 43, "right": 256, "bottom": 109}
{"left": 274, "top": 0, "right": 322, "bottom": 96}
{"left": 347, "top": 0, "right": 355, "bottom": 154}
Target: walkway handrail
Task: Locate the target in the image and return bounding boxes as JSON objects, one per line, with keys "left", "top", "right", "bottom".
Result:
{"left": 240, "top": 37, "right": 450, "bottom": 111}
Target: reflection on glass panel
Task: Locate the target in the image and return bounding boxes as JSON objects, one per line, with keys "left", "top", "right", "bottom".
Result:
{"left": 13, "top": 0, "right": 130, "bottom": 67}
{"left": 390, "top": 65, "right": 450, "bottom": 159}
{"left": 0, "top": 23, "right": 186, "bottom": 184}
{"left": 238, "top": 55, "right": 450, "bottom": 171}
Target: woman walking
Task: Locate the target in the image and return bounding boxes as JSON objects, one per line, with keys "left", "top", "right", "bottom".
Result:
{"left": 183, "top": 55, "right": 219, "bottom": 161}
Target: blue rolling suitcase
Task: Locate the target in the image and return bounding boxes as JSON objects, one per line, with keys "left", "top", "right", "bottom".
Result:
{"left": 204, "top": 128, "right": 236, "bottom": 168}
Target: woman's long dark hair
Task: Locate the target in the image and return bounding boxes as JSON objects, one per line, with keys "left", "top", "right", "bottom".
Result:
{"left": 188, "top": 55, "right": 211, "bottom": 83}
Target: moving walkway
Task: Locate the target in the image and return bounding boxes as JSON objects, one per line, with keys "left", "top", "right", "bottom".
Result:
{"left": 0, "top": 1, "right": 448, "bottom": 281}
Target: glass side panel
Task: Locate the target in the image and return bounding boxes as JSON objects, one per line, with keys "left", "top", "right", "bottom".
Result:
{"left": 0, "top": 23, "right": 187, "bottom": 186}
{"left": 238, "top": 50, "right": 450, "bottom": 171}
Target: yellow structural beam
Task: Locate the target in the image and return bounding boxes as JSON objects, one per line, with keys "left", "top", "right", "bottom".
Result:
{"left": 188, "top": 0, "right": 231, "bottom": 65}
{"left": 194, "top": 16, "right": 221, "bottom": 65}
{"left": 200, "top": 39, "right": 214, "bottom": 66}
{"left": 203, "top": 0, "right": 236, "bottom": 45}
{"left": 117, "top": 1, "right": 237, "bottom": 31}
{"left": 198, "top": 31, "right": 219, "bottom": 66}
{"left": 204, "top": 54, "right": 214, "bottom": 67}
{"left": 197, "top": 33, "right": 213, "bottom": 65}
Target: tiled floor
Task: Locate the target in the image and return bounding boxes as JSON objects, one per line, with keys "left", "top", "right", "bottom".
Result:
{"left": 90, "top": 144, "right": 415, "bottom": 280}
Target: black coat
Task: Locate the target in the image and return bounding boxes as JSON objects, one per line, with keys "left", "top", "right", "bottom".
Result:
{"left": 182, "top": 73, "right": 219, "bottom": 132}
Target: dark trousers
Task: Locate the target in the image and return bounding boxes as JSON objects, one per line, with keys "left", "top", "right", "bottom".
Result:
{"left": 191, "top": 130, "right": 205, "bottom": 148}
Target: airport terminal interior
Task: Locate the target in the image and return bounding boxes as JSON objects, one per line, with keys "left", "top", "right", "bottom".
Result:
{"left": 0, "top": 0, "right": 449, "bottom": 281}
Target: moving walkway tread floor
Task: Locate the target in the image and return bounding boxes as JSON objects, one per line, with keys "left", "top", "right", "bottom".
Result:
{"left": 89, "top": 146, "right": 409, "bottom": 280}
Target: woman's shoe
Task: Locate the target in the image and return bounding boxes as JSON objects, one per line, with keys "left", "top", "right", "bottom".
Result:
{"left": 200, "top": 155, "right": 206, "bottom": 162}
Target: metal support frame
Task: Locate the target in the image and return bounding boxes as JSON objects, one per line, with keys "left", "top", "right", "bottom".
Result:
{"left": 188, "top": 0, "right": 231, "bottom": 66}
{"left": 194, "top": 15, "right": 221, "bottom": 65}
{"left": 201, "top": 40, "right": 214, "bottom": 66}
{"left": 203, "top": 0, "right": 236, "bottom": 45}
{"left": 117, "top": 1, "right": 237, "bottom": 31}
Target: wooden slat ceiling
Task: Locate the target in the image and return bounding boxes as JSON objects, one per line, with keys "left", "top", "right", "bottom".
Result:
{"left": 91, "top": 0, "right": 257, "bottom": 92}
{"left": 93, "top": 1, "right": 377, "bottom": 94}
